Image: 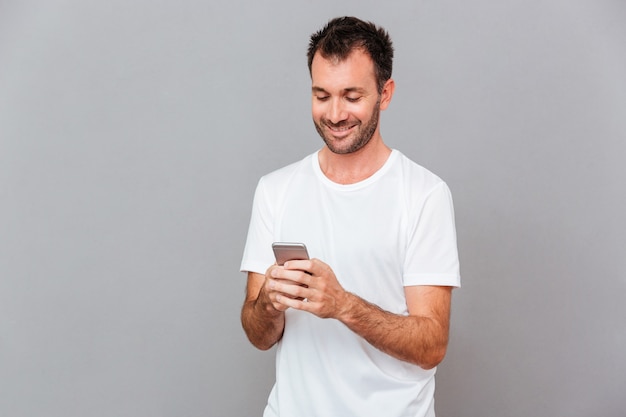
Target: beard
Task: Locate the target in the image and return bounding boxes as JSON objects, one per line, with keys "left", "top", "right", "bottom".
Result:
{"left": 314, "top": 101, "right": 381, "bottom": 155}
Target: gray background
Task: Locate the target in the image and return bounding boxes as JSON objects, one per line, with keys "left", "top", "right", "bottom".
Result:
{"left": 1, "top": 1, "right": 625, "bottom": 416}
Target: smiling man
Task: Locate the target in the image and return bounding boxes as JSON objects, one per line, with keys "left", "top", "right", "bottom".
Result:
{"left": 240, "top": 16, "right": 461, "bottom": 417}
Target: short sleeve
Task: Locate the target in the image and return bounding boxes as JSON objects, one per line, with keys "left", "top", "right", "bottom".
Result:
{"left": 240, "top": 177, "right": 276, "bottom": 275}
{"left": 403, "top": 182, "right": 461, "bottom": 287}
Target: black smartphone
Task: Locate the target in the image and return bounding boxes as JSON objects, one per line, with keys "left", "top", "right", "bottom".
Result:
{"left": 272, "top": 242, "right": 309, "bottom": 266}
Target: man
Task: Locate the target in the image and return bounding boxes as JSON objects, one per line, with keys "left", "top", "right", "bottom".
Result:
{"left": 240, "top": 16, "right": 460, "bottom": 417}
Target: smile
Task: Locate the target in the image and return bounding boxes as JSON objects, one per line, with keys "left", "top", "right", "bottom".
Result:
{"left": 325, "top": 122, "right": 358, "bottom": 134}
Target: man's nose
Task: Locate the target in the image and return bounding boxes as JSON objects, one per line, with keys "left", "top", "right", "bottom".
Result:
{"left": 327, "top": 98, "right": 348, "bottom": 124}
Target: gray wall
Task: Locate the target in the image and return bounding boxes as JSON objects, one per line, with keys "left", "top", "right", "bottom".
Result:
{"left": 1, "top": 1, "right": 624, "bottom": 416}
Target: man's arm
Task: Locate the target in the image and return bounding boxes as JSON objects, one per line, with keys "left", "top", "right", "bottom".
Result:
{"left": 339, "top": 285, "right": 451, "bottom": 369}
{"left": 268, "top": 260, "right": 453, "bottom": 369}
{"left": 240, "top": 271, "right": 286, "bottom": 350}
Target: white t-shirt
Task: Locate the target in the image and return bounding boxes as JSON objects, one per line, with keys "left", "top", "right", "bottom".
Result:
{"left": 241, "top": 149, "right": 460, "bottom": 417}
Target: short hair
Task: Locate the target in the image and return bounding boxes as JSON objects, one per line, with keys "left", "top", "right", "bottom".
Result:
{"left": 307, "top": 16, "right": 394, "bottom": 93}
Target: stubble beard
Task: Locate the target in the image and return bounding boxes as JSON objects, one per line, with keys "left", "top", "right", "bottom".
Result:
{"left": 314, "top": 102, "right": 381, "bottom": 155}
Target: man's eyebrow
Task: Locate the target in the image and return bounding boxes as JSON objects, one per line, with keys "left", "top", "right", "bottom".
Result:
{"left": 343, "top": 87, "right": 367, "bottom": 94}
{"left": 311, "top": 86, "right": 367, "bottom": 94}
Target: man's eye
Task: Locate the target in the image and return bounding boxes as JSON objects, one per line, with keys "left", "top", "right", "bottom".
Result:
{"left": 315, "top": 96, "right": 330, "bottom": 102}
{"left": 346, "top": 97, "right": 361, "bottom": 103}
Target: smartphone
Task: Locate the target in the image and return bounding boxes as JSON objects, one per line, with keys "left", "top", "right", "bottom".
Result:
{"left": 272, "top": 242, "right": 309, "bottom": 266}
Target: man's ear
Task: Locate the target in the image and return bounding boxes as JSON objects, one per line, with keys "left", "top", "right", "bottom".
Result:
{"left": 379, "top": 78, "right": 396, "bottom": 111}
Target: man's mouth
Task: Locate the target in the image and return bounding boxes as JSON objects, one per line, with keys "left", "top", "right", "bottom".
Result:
{"left": 324, "top": 121, "right": 358, "bottom": 134}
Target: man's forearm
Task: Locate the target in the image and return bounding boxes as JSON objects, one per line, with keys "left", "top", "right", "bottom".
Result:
{"left": 338, "top": 292, "right": 449, "bottom": 369}
{"left": 241, "top": 294, "right": 285, "bottom": 351}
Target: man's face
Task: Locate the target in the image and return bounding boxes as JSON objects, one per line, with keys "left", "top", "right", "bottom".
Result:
{"left": 311, "top": 49, "right": 383, "bottom": 155}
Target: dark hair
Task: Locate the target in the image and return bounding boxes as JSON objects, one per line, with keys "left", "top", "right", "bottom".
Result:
{"left": 307, "top": 16, "right": 394, "bottom": 93}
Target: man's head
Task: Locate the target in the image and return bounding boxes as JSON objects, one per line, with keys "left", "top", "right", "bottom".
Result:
{"left": 307, "top": 16, "right": 394, "bottom": 94}
{"left": 308, "top": 18, "right": 396, "bottom": 155}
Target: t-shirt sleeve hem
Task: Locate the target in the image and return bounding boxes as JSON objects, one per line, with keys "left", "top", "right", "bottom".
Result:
{"left": 403, "top": 274, "right": 461, "bottom": 288}
{"left": 240, "top": 260, "right": 270, "bottom": 276}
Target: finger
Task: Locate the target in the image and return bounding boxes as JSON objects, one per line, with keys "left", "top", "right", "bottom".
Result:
{"left": 285, "top": 259, "right": 328, "bottom": 281}
{"left": 271, "top": 298, "right": 289, "bottom": 311}
{"left": 272, "top": 267, "right": 312, "bottom": 286}
{"left": 283, "top": 259, "right": 314, "bottom": 274}
{"left": 271, "top": 279, "right": 310, "bottom": 300}
{"left": 265, "top": 264, "right": 281, "bottom": 278}
{"left": 276, "top": 293, "right": 311, "bottom": 311}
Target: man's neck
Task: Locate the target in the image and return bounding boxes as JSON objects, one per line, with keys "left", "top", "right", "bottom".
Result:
{"left": 318, "top": 138, "right": 392, "bottom": 185}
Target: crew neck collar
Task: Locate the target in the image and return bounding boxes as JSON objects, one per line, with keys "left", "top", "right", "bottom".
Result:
{"left": 311, "top": 149, "right": 398, "bottom": 190}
